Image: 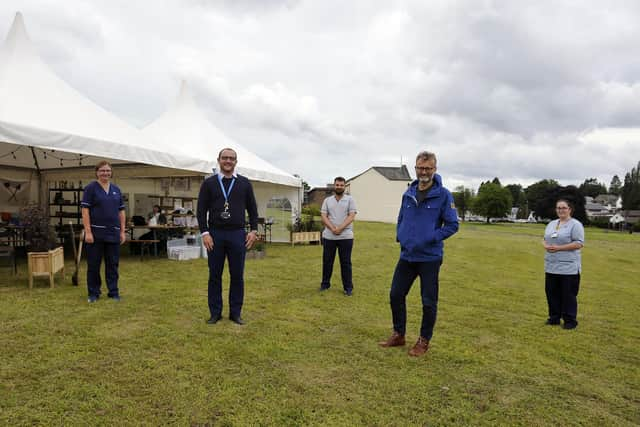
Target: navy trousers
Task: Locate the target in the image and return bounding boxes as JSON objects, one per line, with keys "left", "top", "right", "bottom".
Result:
{"left": 389, "top": 258, "right": 441, "bottom": 339}
{"left": 321, "top": 238, "right": 354, "bottom": 291}
{"left": 207, "top": 229, "right": 246, "bottom": 318}
{"left": 545, "top": 273, "right": 580, "bottom": 325}
{"left": 85, "top": 240, "right": 120, "bottom": 298}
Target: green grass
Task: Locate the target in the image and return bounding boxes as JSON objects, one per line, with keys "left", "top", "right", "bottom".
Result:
{"left": 1, "top": 222, "right": 638, "bottom": 426}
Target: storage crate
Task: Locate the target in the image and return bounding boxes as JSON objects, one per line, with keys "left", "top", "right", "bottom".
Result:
{"left": 167, "top": 245, "right": 201, "bottom": 261}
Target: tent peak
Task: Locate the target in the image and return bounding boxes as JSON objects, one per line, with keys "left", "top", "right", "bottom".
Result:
{"left": 176, "top": 80, "right": 197, "bottom": 109}
{"left": 5, "top": 12, "right": 29, "bottom": 47}
{"left": 1, "top": 11, "right": 37, "bottom": 66}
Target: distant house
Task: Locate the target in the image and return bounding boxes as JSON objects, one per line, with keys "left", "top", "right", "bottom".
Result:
{"left": 306, "top": 185, "right": 334, "bottom": 207}
{"left": 346, "top": 165, "right": 412, "bottom": 223}
{"left": 594, "top": 194, "right": 618, "bottom": 208}
{"left": 622, "top": 210, "right": 640, "bottom": 225}
{"left": 585, "top": 199, "right": 611, "bottom": 219}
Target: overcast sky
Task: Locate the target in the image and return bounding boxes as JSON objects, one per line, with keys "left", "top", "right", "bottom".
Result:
{"left": 2, "top": 1, "right": 640, "bottom": 189}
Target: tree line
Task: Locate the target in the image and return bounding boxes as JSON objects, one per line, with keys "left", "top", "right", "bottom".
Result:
{"left": 452, "top": 161, "right": 640, "bottom": 223}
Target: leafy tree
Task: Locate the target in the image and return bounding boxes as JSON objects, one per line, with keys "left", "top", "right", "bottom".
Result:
{"left": 294, "top": 175, "right": 311, "bottom": 192}
{"left": 504, "top": 184, "right": 525, "bottom": 206}
{"left": 578, "top": 177, "right": 607, "bottom": 198}
{"left": 609, "top": 175, "right": 622, "bottom": 196}
{"left": 535, "top": 186, "right": 586, "bottom": 223}
{"left": 452, "top": 186, "right": 475, "bottom": 220}
{"left": 471, "top": 183, "right": 512, "bottom": 223}
{"left": 621, "top": 161, "right": 640, "bottom": 210}
{"left": 491, "top": 177, "right": 502, "bottom": 186}
{"left": 525, "top": 179, "right": 559, "bottom": 217}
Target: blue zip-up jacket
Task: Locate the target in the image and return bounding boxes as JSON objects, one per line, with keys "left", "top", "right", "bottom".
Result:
{"left": 396, "top": 174, "right": 459, "bottom": 262}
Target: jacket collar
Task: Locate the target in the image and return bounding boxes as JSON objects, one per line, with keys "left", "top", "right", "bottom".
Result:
{"left": 406, "top": 174, "right": 443, "bottom": 197}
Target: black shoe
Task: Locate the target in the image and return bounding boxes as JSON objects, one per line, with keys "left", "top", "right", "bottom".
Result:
{"left": 344, "top": 289, "right": 353, "bottom": 296}
{"left": 562, "top": 321, "right": 577, "bottom": 330}
{"left": 319, "top": 286, "right": 330, "bottom": 292}
{"left": 229, "top": 316, "right": 245, "bottom": 325}
{"left": 206, "top": 315, "right": 222, "bottom": 324}
{"left": 545, "top": 318, "right": 560, "bottom": 325}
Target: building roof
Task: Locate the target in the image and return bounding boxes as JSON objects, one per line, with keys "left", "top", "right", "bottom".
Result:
{"left": 348, "top": 165, "right": 412, "bottom": 182}
{"left": 594, "top": 194, "right": 618, "bottom": 204}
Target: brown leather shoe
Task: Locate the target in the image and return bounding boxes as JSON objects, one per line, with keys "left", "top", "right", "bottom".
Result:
{"left": 408, "top": 336, "right": 430, "bottom": 357}
{"left": 378, "top": 331, "right": 406, "bottom": 347}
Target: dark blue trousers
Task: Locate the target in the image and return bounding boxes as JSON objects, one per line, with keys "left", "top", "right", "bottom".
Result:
{"left": 545, "top": 273, "right": 580, "bottom": 325}
{"left": 321, "top": 238, "right": 353, "bottom": 291}
{"left": 389, "top": 258, "right": 441, "bottom": 339}
{"left": 207, "top": 229, "right": 246, "bottom": 318}
{"left": 85, "top": 240, "right": 120, "bottom": 298}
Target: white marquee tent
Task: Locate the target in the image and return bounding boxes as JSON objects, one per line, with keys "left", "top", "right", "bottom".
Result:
{"left": 0, "top": 12, "right": 213, "bottom": 175}
{"left": 142, "top": 82, "right": 302, "bottom": 239}
{"left": 0, "top": 12, "right": 301, "bottom": 239}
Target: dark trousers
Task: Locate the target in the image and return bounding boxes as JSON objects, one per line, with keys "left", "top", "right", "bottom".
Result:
{"left": 207, "top": 229, "right": 246, "bottom": 318}
{"left": 85, "top": 240, "right": 120, "bottom": 298}
{"left": 389, "top": 259, "right": 441, "bottom": 340}
{"left": 321, "top": 238, "right": 354, "bottom": 290}
{"left": 545, "top": 273, "right": 580, "bottom": 325}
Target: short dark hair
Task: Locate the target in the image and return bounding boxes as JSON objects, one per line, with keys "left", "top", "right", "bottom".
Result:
{"left": 217, "top": 148, "right": 237, "bottom": 160}
{"left": 334, "top": 176, "right": 346, "bottom": 184}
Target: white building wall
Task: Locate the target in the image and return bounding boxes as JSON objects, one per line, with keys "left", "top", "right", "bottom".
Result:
{"left": 347, "top": 169, "right": 410, "bottom": 223}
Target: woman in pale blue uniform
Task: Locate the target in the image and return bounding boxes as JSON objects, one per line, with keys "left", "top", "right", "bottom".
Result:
{"left": 542, "top": 198, "right": 585, "bottom": 329}
{"left": 81, "top": 161, "right": 126, "bottom": 303}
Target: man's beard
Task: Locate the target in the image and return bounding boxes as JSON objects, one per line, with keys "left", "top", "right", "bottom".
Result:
{"left": 418, "top": 176, "right": 432, "bottom": 184}
{"left": 335, "top": 188, "right": 345, "bottom": 195}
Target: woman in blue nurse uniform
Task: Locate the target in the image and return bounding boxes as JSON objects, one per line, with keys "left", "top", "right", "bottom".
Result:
{"left": 81, "top": 160, "right": 126, "bottom": 303}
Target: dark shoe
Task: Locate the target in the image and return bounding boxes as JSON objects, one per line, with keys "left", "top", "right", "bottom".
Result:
{"left": 206, "top": 315, "right": 222, "bottom": 324}
{"left": 379, "top": 331, "right": 405, "bottom": 347}
{"left": 408, "top": 336, "right": 430, "bottom": 357}
{"left": 319, "top": 285, "right": 330, "bottom": 292}
{"left": 87, "top": 296, "right": 99, "bottom": 303}
{"left": 229, "top": 316, "right": 245, "bottom": 325}
{"left": 344, "top": 289, "right": 353, "bottom": 296}
{"left": 109, "top": 295, "right": 121, "bottom": 302}
{"left": 562, "top": 321, "right": 577, "bottom": 330}
{"left": 545, "top": 318, "right": 560, "bottom": 325}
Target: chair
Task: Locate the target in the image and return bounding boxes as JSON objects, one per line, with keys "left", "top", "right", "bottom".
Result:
{"left": 0, "top": 245, "right": 17, "bottom": 275}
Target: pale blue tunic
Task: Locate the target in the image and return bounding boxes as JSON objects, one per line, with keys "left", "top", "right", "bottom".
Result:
{"left": 543, "top": 218, "right": 585, "bottom": 274}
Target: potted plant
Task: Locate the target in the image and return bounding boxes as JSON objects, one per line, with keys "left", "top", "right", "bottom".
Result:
{"left": 20, "top": 203, "right": 64, "bottom": 288}
{"left": 288, "top": 207, "right": 322, "bottom": 246}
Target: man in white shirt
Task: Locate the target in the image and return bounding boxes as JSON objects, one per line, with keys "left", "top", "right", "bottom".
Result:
{"left": 320, "top": 177, "right": 357, "bottom": 296}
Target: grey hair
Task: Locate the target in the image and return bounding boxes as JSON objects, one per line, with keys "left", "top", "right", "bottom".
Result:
{"left": 416, "top": 151, "right": 437, "bottom": 164}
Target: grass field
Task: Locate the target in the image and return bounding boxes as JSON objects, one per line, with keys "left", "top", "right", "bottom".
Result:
{"left": 1, "top": 222, "right": 638, "bottom": 426}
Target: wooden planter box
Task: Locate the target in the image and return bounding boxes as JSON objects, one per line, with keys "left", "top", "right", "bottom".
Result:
{"left": 27, "top": 246, "right": 64, "bottom": 289}
{"left": 290, "top": 231, "right": 321, "bottom": 246}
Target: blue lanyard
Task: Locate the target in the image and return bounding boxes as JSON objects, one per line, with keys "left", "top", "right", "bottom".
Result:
{"left": 217, "top": 174, "right": 236, "bottom": 202}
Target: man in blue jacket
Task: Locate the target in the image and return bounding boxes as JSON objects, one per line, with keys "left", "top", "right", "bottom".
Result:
{"left": 379, "top": 151, "right": 459, "bottom": 357}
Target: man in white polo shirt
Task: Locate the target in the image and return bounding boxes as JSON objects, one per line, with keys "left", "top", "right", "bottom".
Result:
{"left": 320, "top": 177, "right": 358, "bottom": 296}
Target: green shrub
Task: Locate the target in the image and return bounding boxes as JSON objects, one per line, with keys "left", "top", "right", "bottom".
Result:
{"left": 588, "top": 216, "right": 610, "bottom": 229}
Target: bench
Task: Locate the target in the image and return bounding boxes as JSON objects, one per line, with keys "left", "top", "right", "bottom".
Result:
{"left": 126, "top": 239, "right": 161, "bottom": 260}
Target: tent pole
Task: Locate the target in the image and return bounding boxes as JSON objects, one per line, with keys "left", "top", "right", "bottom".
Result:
{"left": 29, "top": 146, "right": 42, "bottom": 206}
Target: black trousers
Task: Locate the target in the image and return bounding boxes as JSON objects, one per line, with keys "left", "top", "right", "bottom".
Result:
{"left": 545, "top": 272, "right": 580, "bottom": 325}
{"left": 390, "top": 259, "right": 441, "bottom": 339}
{"left": 321, "top": 238, "right": 354, "bottom": 290}
{"left": 207, "top": 229, "right": 246, "bottom": 318}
